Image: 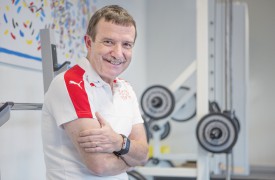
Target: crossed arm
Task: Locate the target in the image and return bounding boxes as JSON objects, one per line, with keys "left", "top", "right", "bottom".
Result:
{"left": 63, "top": 112, "right": 149, "bottom": 176}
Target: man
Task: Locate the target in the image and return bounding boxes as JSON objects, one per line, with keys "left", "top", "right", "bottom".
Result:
{"left": 41, "top": 5, "right": 148, "bottom": 179}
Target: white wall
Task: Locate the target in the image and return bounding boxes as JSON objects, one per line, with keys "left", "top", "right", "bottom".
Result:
{"left": 0, "top": 1, "right": 147, "bottom": 179}
{"left": 242, "top": 0, "right": 275, "bottom": 167}
{"left": 146, "top": 0, "right": 196, "bottom": 86}
{"left": 0, "top": 65, "right": 45, "bottom": 179}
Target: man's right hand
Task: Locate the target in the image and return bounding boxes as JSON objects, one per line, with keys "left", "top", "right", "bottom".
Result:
{"left": 77, "top": 112, "right": 123, "bottom": 153}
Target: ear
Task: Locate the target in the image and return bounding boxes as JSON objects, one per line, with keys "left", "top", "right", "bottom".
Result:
{"left": 84, "top": 35, "right": 92, "bottom": 49}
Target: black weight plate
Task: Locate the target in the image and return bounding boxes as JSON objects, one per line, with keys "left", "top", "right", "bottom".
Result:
{"left": 149, "top": 121, "right": 171, "bottom": 140}
{"left": 142, "top": 116, "right": 151, "bottom": 143}
{"left": 161, "top": 121, "right": 171, "bottom": 140}
{"left": 141, "top": 85, "right": 175, "bottom": 120}
{"left": 233, "top": 115, "right": 241, "bottom": 133}
{"left": 203, "top": 120, "right": 230, "bottom": 146}
{"left": 196, "top": 113, "right": 238, "bottom": 153}
{"left": 223, "top": 110, "right": 241, "bottom": 133}
{"left": 146, "top": 157, "right": 174, "bottom": 167}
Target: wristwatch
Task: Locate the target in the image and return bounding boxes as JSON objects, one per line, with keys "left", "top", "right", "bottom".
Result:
{"left": 113, "top": 134, "right": 130, "bottom": 156}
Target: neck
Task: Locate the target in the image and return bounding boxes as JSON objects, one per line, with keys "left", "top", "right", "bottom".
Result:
{"left": 101, "top": 77, "right": 114, "bottom": 89}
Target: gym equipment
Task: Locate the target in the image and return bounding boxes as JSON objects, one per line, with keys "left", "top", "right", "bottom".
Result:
{"left": 0, "top": 29, "right": 70, "bottom": 128}
{"left": 144, "top": 120, "right": 171, "bottom": 142}
{"left": 141, "top": 85, "right": 175, "bottom": 120}
{"left": 146, "top": 157, "right": 174, "bottom": 168}
{"left": 150, "top": 120, "right": 171, "bottom": 140}
{"left": 198, "top": 100, "right": 241, "bottom": 153}
{"left": 171, "top": 86, "right": 197, "bottom": 122}
{"left": 127, "top": 170, "right": 147, "bottom": 180}
{"left": 0, "top": 102, "right": 12, "bottom": 127}
{"left": 138, "top": 30, "right": 198, "bottom": 180}
{"left": 223, "top": 110, "right": 240, "bottom": 133}
{"left": 209, "top": 101, "right": 222, "bottom": 113}
{"left": 0, "top": 102, "right": 43, "bottom": 127}
{"left": 140, "top": 56, "right": 197, "bottom": 123}
{"left": 196, "top": 112, "right": 238, "bottom": 153}
{"left": 40, "top": 29, "right": 71, "bottom": 93}
{"left": 143, "top": 116, "right": 151, "bottom": 142}
{"left": 138, "top": 65, "right": 198, "bottom": 179}
{"left": 137, "top": 1, "right": 249, "bottom": 179}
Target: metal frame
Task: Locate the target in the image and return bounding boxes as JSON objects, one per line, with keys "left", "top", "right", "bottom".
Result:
{"left": 196, "top": 0, "right": 210, "bottom": 179}
{"left": 136, "top": 1, "right": 210, "bottom": 178}
{"left": 137, "top": 0, "right": 249, "bottom": 179}
{"left": 40, "top": 29, "right": 70, "bottom": 93}
{"left": 0, "top": 29, "right": 70, "bottom": 127}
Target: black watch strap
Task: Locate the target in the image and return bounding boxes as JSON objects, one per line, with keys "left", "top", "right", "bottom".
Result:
{"left": 113, "top": 134, "right": 130, "bottom": 156}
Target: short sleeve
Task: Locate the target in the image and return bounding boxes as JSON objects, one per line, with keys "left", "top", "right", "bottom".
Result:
{"left": 43, "top": 73, "right": 79, "bottom": 126}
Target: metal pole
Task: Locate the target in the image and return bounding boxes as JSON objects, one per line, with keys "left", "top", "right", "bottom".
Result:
{"left": 40, "top": 29, "right": 57, "bottom": 93}
{"left": 196, "top": 0, "right": 210, "bottom": 179}
{"left": 224, "top": 0, "right": 233, "bottom": 179}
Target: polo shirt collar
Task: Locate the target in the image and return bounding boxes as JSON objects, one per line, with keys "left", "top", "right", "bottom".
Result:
{"left": 77, "top": 57, "right": 118, "bottom": 88}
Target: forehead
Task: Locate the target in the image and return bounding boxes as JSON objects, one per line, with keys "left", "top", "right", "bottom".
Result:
{"left": 95, "top": 19, "right": 135, "bottom": 41}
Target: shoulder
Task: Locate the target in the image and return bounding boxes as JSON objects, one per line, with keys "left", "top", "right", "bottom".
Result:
{"left": 116, "top": 78, "right": 136, "bottom": 93}
{"left": 64, "top": 65, "right": 86, "bottom": 82}
{"left": 115, "top": 78, "right": 139, "bottom": 99}
{"left": 46, "top": 65, "right": 86, "bottom": 96}
{"left": 116, "top": 78, "right": 133, "bottom": 89}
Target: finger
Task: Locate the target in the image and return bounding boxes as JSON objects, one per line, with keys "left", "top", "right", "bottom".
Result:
{"left": 79, "top": 141, "right": 97, "bottom": 148}
{"left": 84, "top": 146, "right": 104, "bottom": 153}
{"left": 77, "top": 135, "right": 102, "bottom": 143}
{"left": 77, "top": 136, "right": 90, "bottom": 143}
{"left": 95, "top": 112, "right": 106, "bottom": 127}
{"left": 79, "top": 129, "right": 101, "bottom": 137}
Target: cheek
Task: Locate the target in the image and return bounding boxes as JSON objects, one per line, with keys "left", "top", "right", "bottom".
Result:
{"left": 124, "top": 51, "right": 132, "bottom": 61}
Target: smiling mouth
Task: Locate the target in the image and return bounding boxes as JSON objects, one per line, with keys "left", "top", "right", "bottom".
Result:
{"left": 104, "top": 58, "right": 126, "bottom": 65}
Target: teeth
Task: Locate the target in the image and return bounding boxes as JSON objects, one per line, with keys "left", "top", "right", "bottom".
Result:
{"left": 110, "top": 60, "right": 121, "bottom": 65}
{"left": 104, "top": 57, "right": 126, "bottom": 65}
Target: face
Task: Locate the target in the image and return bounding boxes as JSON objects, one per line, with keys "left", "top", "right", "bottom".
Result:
{"left": 84, "top": 19, "right": 136, "bottom": 85}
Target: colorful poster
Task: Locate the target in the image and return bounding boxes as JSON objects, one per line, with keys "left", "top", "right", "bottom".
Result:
{"left": 0, "top": 0, "right": 97, "bottom": 70}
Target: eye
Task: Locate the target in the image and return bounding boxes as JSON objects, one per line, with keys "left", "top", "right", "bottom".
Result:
{"left": 102, "top": 40, "right": 115, "bottom": 46}
{"left": 122, "top": 42, "right": 134, "bottom": 49}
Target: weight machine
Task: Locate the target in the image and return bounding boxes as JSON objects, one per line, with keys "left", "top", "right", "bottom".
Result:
{"left": 0, "top": 29, "right": 70, "bottom": 129}
{"left": 135, "top": 0, "right": 249, "bottom": 179}
{"left": 0, "top": 29, "right": 70, "bottom": 179}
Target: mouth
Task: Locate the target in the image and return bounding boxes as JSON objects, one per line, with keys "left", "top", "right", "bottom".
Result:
{"left": 104, "top": 58, "right": 126, "bottom": 65}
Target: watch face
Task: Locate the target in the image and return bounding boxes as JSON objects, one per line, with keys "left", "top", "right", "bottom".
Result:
{"left": 122, "top": 136, "right": 127, "bottom": 149}
{"left": 114, "top": 134, "right": 130, "bottom": 156}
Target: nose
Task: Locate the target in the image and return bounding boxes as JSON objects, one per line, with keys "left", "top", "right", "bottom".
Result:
{"left": 111, "top": 43, "right": 123, "bottom": 59}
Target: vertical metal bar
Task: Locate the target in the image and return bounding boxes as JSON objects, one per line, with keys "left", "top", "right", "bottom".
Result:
{"left": 225, "top": 1, "right": 233, "bottom": 179}
{"left": 226, "top": 153, "right": 232, "bottom": 180}
{"left": 40, "top": 29, "right": 56, "bottom": 93}
{"left": 224, "top": 0, "right": 233, "bottom": 111}
{"left": 228, "top": 0, "right": 233, "bottom": 112}
{"left": 196, "top": 0, "right": 210, "bottom": 179}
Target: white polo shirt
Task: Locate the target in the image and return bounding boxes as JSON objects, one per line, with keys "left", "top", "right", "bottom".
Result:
{"left": 41, "top": 57, "right": 144, "bottom": 180}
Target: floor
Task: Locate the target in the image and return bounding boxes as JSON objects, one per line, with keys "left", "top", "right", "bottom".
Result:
{"left": 154, "top": 166, "right": 275, "bottom": 180}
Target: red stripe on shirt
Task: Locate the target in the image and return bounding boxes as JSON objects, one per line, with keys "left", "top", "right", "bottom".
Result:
{"left": 64, "top": 65, "right": 93, "bottom": 118}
